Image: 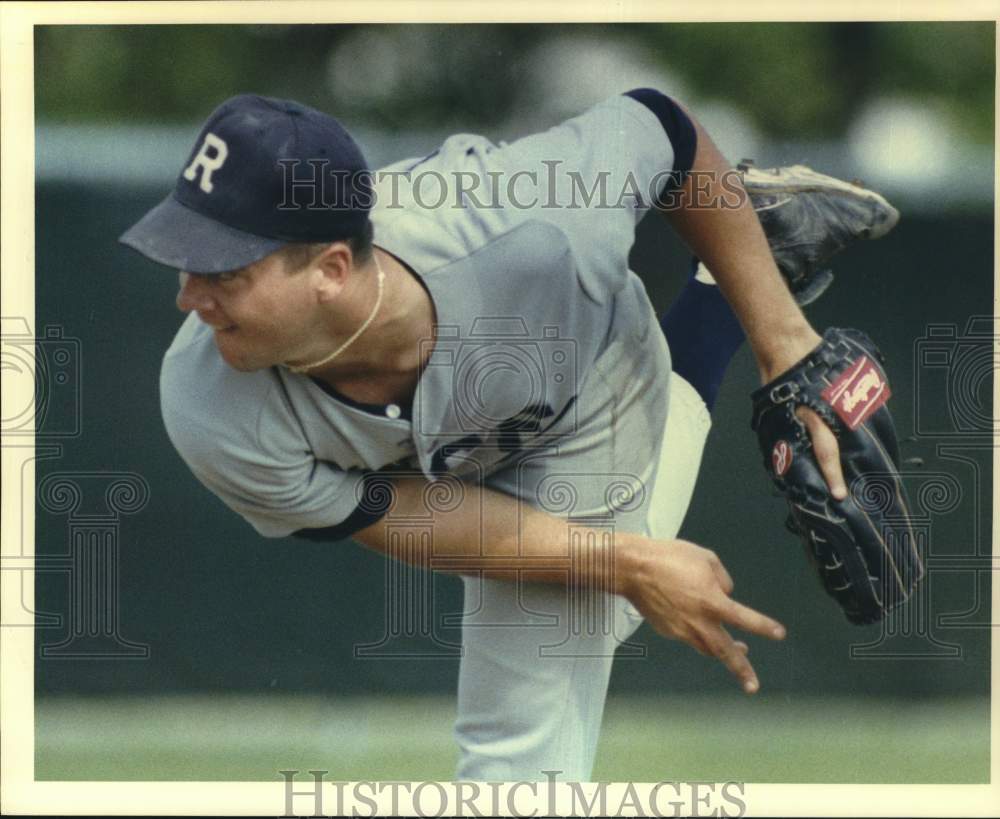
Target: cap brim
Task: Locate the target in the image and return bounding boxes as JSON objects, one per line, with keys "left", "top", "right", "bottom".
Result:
{"left": 119, "top": 194, "right": 287, "bottom": 274}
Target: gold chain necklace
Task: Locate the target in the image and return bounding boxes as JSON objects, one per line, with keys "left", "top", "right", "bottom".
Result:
{"left": 284, "top": 257, "right": 387, "bottom": 374}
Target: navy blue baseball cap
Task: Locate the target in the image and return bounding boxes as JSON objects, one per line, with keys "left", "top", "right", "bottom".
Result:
{"left": 119, "top": 94, "right": 373, "bottom": 274}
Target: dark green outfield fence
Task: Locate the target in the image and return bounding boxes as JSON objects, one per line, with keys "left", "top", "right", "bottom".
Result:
{"left": 31, "top": 182, "right": 992, "bottom": 697}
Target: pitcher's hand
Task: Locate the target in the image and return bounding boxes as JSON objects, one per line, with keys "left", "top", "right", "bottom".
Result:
{"left": 624, "top": 538, "right": 786, "bottom": 694}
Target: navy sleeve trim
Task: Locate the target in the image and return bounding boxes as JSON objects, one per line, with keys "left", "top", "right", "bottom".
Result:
{"left": 622, "top": 88, "right": 698, "bottom": 204}
{"left": 291, "top": 469, "right": 395, "bottom": 543}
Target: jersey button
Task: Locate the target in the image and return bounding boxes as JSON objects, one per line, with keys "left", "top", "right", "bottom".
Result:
{"left": 386, "top": 404, "right": 402, "bottom": 419}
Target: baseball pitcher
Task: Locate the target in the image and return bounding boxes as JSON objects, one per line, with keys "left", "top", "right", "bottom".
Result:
{"left": 121, "top": 88, "right": 920, "bottom": 780}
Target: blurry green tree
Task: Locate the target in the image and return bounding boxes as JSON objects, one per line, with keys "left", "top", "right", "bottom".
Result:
{"left": 34, "top": 22, "right": 993, "bottom": 143}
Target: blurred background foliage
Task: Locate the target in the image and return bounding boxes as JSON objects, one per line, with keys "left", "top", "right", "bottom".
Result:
{"left": 36, "top": 22, "right": 994, "bottom": 143}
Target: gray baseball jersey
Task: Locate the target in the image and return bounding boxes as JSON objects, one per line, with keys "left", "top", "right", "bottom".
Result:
{"left": 161, "top": 92, "right": 686, "bottom": 540}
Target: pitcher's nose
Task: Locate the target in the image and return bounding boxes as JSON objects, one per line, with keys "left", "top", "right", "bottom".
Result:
{"left": 176, "top": 272, "right": 217, "bottom": 314}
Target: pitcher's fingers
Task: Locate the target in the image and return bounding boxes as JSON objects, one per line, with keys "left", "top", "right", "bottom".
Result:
{"left": 684, "top": 630, "right": 711, "bottom": 657}
{"left": 707, "top": 627, "right": 759, "bottom": 694}
{"left": 797, "top": 406, "right": 847, "bottom": 500}
{"left": 734, "top": 640, "right": 749, "bottom": 655}
{"left": 712, "top": 558, "right": 734, "bottom": 595}
{"left": 719, "top": 597, "right": 787, "bottom": 641}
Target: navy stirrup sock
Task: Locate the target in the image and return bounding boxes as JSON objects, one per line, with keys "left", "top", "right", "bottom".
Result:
{"left": 659, "top": 260, "right": 746, "bottom": 410}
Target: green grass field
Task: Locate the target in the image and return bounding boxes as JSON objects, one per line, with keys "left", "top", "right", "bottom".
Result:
{"left": 34, "top": 694, "right": 989, "bottom": 783}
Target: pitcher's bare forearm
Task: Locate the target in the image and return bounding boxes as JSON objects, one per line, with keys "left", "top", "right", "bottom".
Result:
{"left": 661, "top": 108, "right": 820, "bottom": 381}
{"left": 352, "top": 476, "right": 644, "bottom": 594}
{"left": 660, "top": 110, "right": 848, "bottom": 496}
{"left": 352, "top": 476, "right": 785, "bottom": 694}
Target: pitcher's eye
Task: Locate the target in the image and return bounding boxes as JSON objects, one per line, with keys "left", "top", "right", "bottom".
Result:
{"left": 217, "top": 270, "right": 238, "bottom": 282}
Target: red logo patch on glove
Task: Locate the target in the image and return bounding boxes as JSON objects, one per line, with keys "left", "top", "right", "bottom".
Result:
{"left": 772, "top": 440, "right": 793, "bottom": 476}
{"left": 821, "top": 355, "right": 891, "bottom": 430}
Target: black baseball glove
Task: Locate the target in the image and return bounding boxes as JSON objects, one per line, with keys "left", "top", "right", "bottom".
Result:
{"left": 750, "top": 327, "right": 924, "bottom": 624}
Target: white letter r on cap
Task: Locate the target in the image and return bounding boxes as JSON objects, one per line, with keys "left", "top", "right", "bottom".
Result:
{"left": 183, "top": 132, "right": 228, "bottom": 193}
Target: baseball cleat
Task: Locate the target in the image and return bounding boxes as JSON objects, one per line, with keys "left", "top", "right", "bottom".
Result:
{"left": 739, "top": 159, "right": 901, "bottom": 306}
